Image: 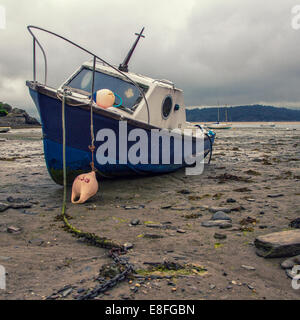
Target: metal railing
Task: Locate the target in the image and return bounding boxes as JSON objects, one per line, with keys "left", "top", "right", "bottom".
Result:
{"left": 27, "top": 25, "right": 150, "bottom": 124}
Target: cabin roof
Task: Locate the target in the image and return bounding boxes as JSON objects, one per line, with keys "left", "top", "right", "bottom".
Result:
{"left": 82, "top": 60, "right": 182, "bottom": 92}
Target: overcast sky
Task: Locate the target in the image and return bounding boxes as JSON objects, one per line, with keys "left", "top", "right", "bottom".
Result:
{"left": 1, "top": 0, "right": 300, "bottom": 117}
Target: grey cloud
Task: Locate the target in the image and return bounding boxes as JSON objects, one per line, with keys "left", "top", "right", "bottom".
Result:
{"left": 0, "top": 0, "right": 300, "bottom": 117}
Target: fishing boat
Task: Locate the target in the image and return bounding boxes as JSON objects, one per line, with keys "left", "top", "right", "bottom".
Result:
{"left": 260, "top": 123, "right": 276, "bottom": 128}
{"left": 26, "top": 26, "right": 215, "bottom": 185}
{"left": 206, "top": 107, "right": 232, "bottom": 130}
{"left": 0, "top": 127, "right": 11, "bottom": 133}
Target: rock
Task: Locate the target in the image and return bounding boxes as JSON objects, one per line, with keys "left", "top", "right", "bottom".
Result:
{"left": 177, "top": 189, "right": 191, "bottom": 194}
{"left": 214, "top": 233, "right": 227, "bottom": 240}
{"left": 211, "top": 211, "right": 232, "bottom": 222}
{"left": 281, "top": 255, "right": 300, "bottom": 269}
{"left": 240, "top": 216, "right": 256, "bottom": 225}
{"left": 123, "top": 242, "right": 134, "bottom": 250}
{"left": 233, "top": 187, "right": 252, "bottom": 193}
{"left": 122, "top": 205, "right": 145, "bottom": 210}
{"left": 130, "top": 219, "right": 140, "bottom": 226}
{"left": 0, "top": 256, "right": 11, "bottom": 261}
{"left": 241, "top": 265, "right": 256, "bottom": 271}
{"left": 61, "top": 288, "right": 73, "bottom": 298}
{"left": 286, "top": 268, "right": 300, "bottom": 279}
{"left": 28, "top": 238, "right": 44, "bottom": 246}
{"left": 177, "top": 229, "right": 186, "bottom": 234}
{"left": 10, "top": 203, "right": 32, "bottom": 209}
{"left": 226, "top": 198, "right": 236, "bottom": 203}
{"left": 7, "top": 226, "right": 21, "bottom": 233}
{"left": 146, "top": 224, "right": 162, "bottom": 229}
{"left": 255, "top": 230, "right": 300, "bottom": 258}
{"left": 20, "top": 210, "right": 38, "bottom": 215}
{"left": 201, "top": 220, "right": 232, "bottom": 228}
{"left": 209, "top": 207, "right": 231, "bottom": 213}
{"left": 0, "top": 202, "right": 10, "bottom": 212}
{"left": 144, "top": 234, "right": 164, "bottom": 239}
{"left": 290, "top": 218, "right": 300, "bottom": 229}
{"left": 267, "top": 194, "right": 284, "bottom": 198}
{"left": 77, "top": 288, "right": 85, "bottom": 294}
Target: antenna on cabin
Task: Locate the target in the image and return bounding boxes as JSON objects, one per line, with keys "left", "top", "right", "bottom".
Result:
{"left": 118, "top": 27, "right": 145, "bottom": 73}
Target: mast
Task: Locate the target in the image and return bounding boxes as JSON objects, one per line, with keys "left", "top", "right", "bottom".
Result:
{"left": 118, "top": 27, "right": 145, "bottom": 73}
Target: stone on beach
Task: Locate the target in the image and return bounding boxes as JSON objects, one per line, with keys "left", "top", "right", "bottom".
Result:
{"left": 211, "top": 211, "right": 232, "bottom": 222}
{"left": 0, "top": 202, "right": 10, "bottom": 212}
{"left": 289, "top": 218, "right": 300, "bottom": 229}
{"left": 255, "top": 230, "right": 300, "bottom": 258}
{"left": 280, "top": 255, "right": 300, "bottom": 269}
{"left": 208, "top": 207, "right": 231, "bottom": 213}
{"left": 201, "top": 220, "right": 232, "bottom": 228}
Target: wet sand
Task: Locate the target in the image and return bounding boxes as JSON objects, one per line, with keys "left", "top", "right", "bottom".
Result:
{"left": 0, "top": 125, "right": 300, "bottom": 300}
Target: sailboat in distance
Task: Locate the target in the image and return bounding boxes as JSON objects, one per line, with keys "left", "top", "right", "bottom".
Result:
{"left": 206, "top": 105, "right": 232, "bottom": 130}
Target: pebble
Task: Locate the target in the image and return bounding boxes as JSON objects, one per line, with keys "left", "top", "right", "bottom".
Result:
{"left": 123, "top": 242, "right": 134, "bottom": 250}
{"left": 226, "top": 198, "right": 236, "bottom": 203}
{"left": 211, "top": 211, "right": 232, "bottom": 222}
{"left": 177, "top": 229, "right": 186, "bottom": 234}
{"left": 61, "top": 288, "right": 73, "bottom": 298}
{"left": 28, "top": 238, "right": 44, "bottom": 246}
{"left": 241, "top": 265, "right": 256, "bottom": 271}
{"left": 7, "top": 226, "right": 21, "bottom": 233}
{"left": 290, "top": 218, "right": 300, "bottom": 229}
{"left": 123, "top": 205, "right": 145, "bottom": 210}
{"left": 280, "top": 255, "right": 300, "bottom": 269}
{"left": 201, "top": 220, "right": 232, "bottom": 228}
{"left": 0, "top": 256, "right": 11, "bottom": 261}
{"left": 144, "top": 234, "right": 164, "bottom": 239}
{"left": 209, "top": 207, "right": 231, "bottom": 213}
{"left": 214, "top": 233, "right": 227, "bottom": 240}
{"left": 267, "top": 194, "right": 284, "bottom": 198}
{"left": 0, "top": 202, "right": 10, "bottom": 212}
{"left": 10, "top": 203, "right": 32, "bottom": 209}
{"left": 21, "top": 210, "right": 38, "bottom": 215}
{"left": 286, "top": 268, "right": 299, "bottom": 279}
{"left": 130, "top": 219, "right": 140, "bottom": 226}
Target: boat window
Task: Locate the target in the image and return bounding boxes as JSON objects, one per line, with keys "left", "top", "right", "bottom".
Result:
{"left": 162, "top": 96, "right": 173, "bottom": 119}
{"left": 67, "top": 68, "right": 144, "bottom": 109}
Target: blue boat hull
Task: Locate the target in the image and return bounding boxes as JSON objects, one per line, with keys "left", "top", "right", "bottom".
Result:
{"left": 28, "top": 83, "right": 215, "bottom": 185}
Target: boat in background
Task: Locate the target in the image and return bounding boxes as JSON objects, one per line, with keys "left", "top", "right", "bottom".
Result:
{"left": 0, "top": 127, "right": 11, "bottom": 133}
{"left": 260, "top": 123, "right": 275, "bottom": 128}
{"left": 206, "top": 107, "right": 232, "bottom": 130}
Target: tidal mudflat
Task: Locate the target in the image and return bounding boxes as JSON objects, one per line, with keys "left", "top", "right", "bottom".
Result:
{"left": 0, "top": 125, "right": 299, "bottom": 300}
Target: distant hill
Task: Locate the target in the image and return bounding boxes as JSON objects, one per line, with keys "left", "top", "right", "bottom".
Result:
{"left": 186, "top": 105, "right": 300, "bottom": 122}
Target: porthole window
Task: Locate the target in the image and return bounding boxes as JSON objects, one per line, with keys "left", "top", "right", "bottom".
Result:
{"left": 162, "top": 96, "right": 173, "bottom": 119}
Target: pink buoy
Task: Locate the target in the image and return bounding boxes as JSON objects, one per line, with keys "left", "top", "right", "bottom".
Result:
{"left": 71, "top": 171, "right": 98, "bottom": 204}
{"left": 95, "top": 89, "right": 115, "bottom": 109}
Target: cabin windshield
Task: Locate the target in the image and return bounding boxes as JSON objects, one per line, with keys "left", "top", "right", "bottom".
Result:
{"left": 67, "top": 68, "right": 144, "bottom": 109}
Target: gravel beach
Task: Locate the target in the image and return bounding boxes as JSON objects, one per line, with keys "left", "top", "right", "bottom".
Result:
{"left": 0, "top": 124, "right": 300, "bottom": 300}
